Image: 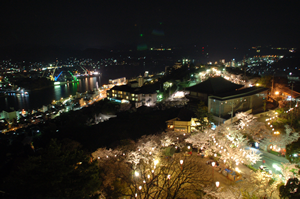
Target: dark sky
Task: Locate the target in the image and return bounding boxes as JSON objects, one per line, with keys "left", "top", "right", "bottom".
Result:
{"left": 1, "top": 0, "right": 299, "bottom": 50}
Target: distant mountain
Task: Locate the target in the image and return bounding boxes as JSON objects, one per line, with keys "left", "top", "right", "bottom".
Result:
{"left": 0, "top": 45, "right": 113, "bottom": 62}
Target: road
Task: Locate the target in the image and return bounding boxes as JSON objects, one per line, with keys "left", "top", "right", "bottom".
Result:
{"left": 248, "top": 147, "right": 289, "bottom": 175}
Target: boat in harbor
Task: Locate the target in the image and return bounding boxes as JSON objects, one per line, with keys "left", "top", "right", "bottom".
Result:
{"left": 0, "top": 87, "right": 29, "bottom": 96}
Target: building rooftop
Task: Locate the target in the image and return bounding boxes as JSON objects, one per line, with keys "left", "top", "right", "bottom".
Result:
{"left": 111, "top": 85, "right": 157, "bottom": 94}
{"left": 209, "top": 86, "right": 269, "bottom": 100}
{"left": 186, "top": 77, "right": 244, "bottom": 95}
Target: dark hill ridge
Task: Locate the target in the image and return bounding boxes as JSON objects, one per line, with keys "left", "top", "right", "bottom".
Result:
{"left": 0, "top": 45, "right": 112, "bottom": 62}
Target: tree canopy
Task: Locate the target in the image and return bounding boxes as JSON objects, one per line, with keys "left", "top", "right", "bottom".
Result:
{"left": 195, "top": 101, "right": 214, "bottom": 130}
{"left": 4, "top": 139, "right": 101, "bottom": 198}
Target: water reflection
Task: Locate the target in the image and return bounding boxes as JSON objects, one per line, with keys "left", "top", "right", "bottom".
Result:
{"left": 0, "top": 77, "right": 101, "bottom": 111}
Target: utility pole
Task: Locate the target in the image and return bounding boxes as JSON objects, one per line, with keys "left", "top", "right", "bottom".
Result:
{"left": 218, "top": 101, "right": 221, "bottom": 126}
{"left": 289, "top": 81, "right": 294, "bottom": 109}
{"left": 290, "top": 81, "right": 294, "bottom": 127}
{"left": 271, "top": 75, "right": 274, "bottom": 95}
{"left": 231, "top": 102, "right": 234, "bottom": 123}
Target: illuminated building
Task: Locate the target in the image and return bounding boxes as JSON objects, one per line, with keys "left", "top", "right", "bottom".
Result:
{"left": 106, "top": 85, "right": 157, "bottom": 108}
{"left": 186, "top": 77, "right": 244, "bottom": 102}
{"left": 186, "top": 77, "right": 268, "bottom": 123}
{"left": 108, "top": 77, "right": 127, "bottom": 86}
{"left": 165, "top": 108, "right": 199, "bottom": 133}
{"left": 0, "top": 110, "right": 18, "bottom": 121}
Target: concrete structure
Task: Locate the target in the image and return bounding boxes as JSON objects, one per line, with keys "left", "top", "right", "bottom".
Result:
{"left": 130, "top": 76, "right": 144, "bottom": 88}
{"left": 137, "top": 76, "right": 144, "bottom": 87}
{"left": 106, "top": 85, "right": 157, "bottom": 108}
{"left": 109, "top": 77, "right": 127, "bottom": 85}
{"left": 186, "top": 77, "right": 268, "bottom": 123}
{"left": 0, "top": 110, "right": 17, "bottom": 121}
{"left": 165, "top": 108, "right": 199, "bottom": 133}
{"left": 166, "top": 117, "right": 201, "bottom": 133}
{"left": 42, "top": 105, "right": 48, "bottom": 112}
{"left": 208, "top": 86, "right": 268, "bottom": 121}
{"left": 173, "top": 62, "right": 182, "bottom": 70}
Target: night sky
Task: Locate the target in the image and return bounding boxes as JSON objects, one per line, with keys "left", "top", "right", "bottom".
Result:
{"left": 1, "top": 1, "right": 300, "bottom": 50}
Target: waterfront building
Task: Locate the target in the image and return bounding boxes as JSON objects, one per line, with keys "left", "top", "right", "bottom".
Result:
{"left": 108, "top": 77, "right": 127, "bottom": 86}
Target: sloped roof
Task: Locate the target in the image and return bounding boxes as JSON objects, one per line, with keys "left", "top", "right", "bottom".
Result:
{"left": 186, "top": 77, "right": 244, "bottom": 94}
{"left": 210, "top": 86, "right": 269, "bottom": 100}
{"left": 111, "top": 84, "right": 157, "bottom": 94}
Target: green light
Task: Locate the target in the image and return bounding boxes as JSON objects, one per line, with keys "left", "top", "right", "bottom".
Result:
{"left": 140, "top": 34, "right": 143, "bottom": 37}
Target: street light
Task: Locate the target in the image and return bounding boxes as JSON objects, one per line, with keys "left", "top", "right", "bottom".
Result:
{"left": 167, "top": 174, "right": 171, "bottom": 194}
{"left": 212, "top": 162, "right": 215, "bottom": 184}
{"left": 180, "top": 160, "right": 183, "bottom": 170}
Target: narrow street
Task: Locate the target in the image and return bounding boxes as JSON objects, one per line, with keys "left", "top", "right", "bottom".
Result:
{"left": 251, "top": 148, "right": 289, "bottom": 174}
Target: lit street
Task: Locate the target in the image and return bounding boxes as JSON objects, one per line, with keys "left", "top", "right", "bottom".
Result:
{"left": 250, "top": 148, "right": 289, "bottom": 175}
